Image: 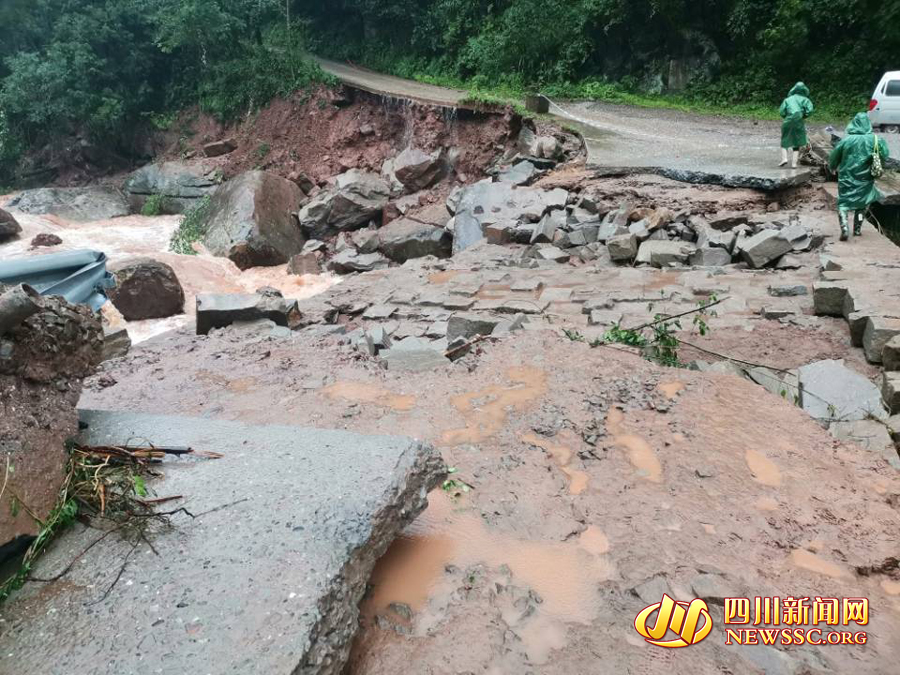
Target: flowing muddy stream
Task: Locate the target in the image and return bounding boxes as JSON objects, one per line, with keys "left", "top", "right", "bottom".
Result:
{"left": 0, "top": 207, "right": 340, "bottom": 341}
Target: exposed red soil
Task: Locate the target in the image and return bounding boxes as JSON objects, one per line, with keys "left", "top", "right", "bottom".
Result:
{"left": 165, "top": 87, "right": 521, "bottom": 188}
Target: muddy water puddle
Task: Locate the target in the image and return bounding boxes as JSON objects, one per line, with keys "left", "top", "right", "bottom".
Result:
{"left": 363, "top": 490, "right": 613, "bottom": 643}
{"left": 440, "top": 366, "right": 547, "bottom": 446}
{"left": 323, "top": 381, "right": 416, "bottom": 411}
{"left": 521, "top": 430, "right": 589, "bottom": 495}
{"left": 606, "top": 408, "right": 663, "bottom": 483}
{"left": 745, "top": 448, "right": 782, "bottom": 486}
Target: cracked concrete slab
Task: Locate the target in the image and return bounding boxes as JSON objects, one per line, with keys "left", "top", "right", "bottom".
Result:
{"left": 0, "top": 410, "right": 444, "bottom": 675}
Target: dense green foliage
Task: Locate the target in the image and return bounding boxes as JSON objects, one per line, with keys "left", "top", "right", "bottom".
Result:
{"left": 297, "top": 0, "right": 897, "bottom": 118}
{"left": 0, "top": 0, "right": 323, "bottom": 181}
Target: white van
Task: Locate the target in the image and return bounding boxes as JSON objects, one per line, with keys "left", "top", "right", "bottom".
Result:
{"left": 869, "top": 71, "right": 900, "bottom": 132}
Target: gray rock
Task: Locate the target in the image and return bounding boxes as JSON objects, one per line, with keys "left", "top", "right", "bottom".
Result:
{"left": 362, "top": 304, "right": 398, "bottom": 320}
{"left": 863, "top": 316, "right": 900, "bottom": 363}
{"left": 608, "top": 233, "right": 638, "bottom": 263}
{"left": 327, "top": 251, "right": 390, "bottom": 274}
{"left": 797, "top": 359, "right": 886, "bottom": 422}
{"left": 883, "top": 335, "right": 900, "bottom": 371}
{"left": 195, "top": 292, "right": 298, "bottom": 335}
{"left": 631, "top": 576, "right": 672, "bottom": 606}
{"left": 531, "top": 210, "right": 566, "bottom": 244}
{"left": 108, "top": 257, "right": 185, "bottom": 321}
{"left": 453, "top": 210, "right": 486, "bottom": 255}
{"left": 393, "top": 147, "right": 445, "bottom": 192}
{"left": 628, "top": 219, "right": 651, "bottom": 241}
{"left": 0, "top": 409, "right": 444, "bottom": 675}
{"left": 101, "top": 325, "right": 131, "bottom": 361}
{"left": 225, "top": 319, "right": 293, "bottom": 340}
{"left": 203, "top": 139, "right": 237, "bottom": 157}
{"left": 497, "top": 161, "right": 539, "bottom": 186}
{"left": 0, "top": 208, "right": 22, "bottom": 241}
{"left": 350, "top": 229, "right": 380, "bottom": 254}
{"left": 848, "top": 310, "right": 873, "bottom": 347}
{"left": 830, "top": 420, "right": 894, "bottom": 453}
{"left": 739, "top": 229, "right": 793, "bottom": 268}
{"left": 596, "top": 222, "right": 629, "bottom": 243}
{"left": 694, "top": 219, "right": 736, "bottom": 251}
{"left": 287, "top": 252, "right": 321, "bottom": 276}
{"left": 7, "top": 186, "right": 129, "bottom": 221}
{"left": 706, "top": 212, "right": 748, "bottom": 230}
{"left": 747, "top": 367, "right": 799, "bottom": 400}
{"left": 689, "top": 247, "right": 732, "bottom": 267}
{"left": 636, "top": 240, "right": 696, "bottom": 267}
{"left": 768, "top": 284, "right": 807, "bottom": 297}
{"left": 446, "top": 313, "right": 502, "bottom": 342}
{"left": 775, "top": 254, "right": 803, "bottom": 270}
{"left": 298, "top": 170, "right": 391, "bottom": 239}
{"left": 202, "top": 171, "right": 304, "bottom": 270}
{"left": 558, "top": 229, "right": 588, "bottom": 248}
{"left": 124, "top": 161, "right": 218, "bottom": 214}
{"left": 760, "top": 305, "right": 796, "bottom": 320}
{"left": 378, "top": 218, "right": 451, "bottom": 263}
{"left": 303, "top": 239, "right": 327, "bottom": 253}
{"left": 534, "top": 246, "right": 570, "bottom": 263}
{"left": 812, "top": 281, "right": 849, "bottom": 317}
{"left": 885, "top": 373, "right": 900, "bottom": 415}
{"left": 691, "top": 573, "right": 738, "bottom": 606}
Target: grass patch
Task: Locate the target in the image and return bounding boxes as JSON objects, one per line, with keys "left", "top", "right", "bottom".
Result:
{"left": 140, "top": 194, "right": 166, "bottom": 217}
{"left": 169, "top": 195, "right": 212, "bottom": 255}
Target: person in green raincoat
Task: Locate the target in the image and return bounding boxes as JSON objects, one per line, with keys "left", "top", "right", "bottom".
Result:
{"left": 828, "top": 113, "right": 890, "bottom": 240}
{"left": 779, "top": 82, "right": 814, "bottom": 168}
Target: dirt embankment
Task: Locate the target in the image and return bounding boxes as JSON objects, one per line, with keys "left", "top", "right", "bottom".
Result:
{"left": 162, "top": 87, "right": 525, "bottom": 188}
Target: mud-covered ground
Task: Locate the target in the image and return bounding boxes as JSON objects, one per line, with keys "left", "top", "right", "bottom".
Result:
{"left": 81, "top": 213, "right": 900, "bottom": 673}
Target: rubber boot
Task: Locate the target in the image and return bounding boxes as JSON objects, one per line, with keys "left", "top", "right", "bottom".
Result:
{"left": 839, "top": 211, "right": 850, "bottom": 241}
{"left": 780, "top": 148, "right": 789, "bottom": 167}
{"left": 854, "top": 211, "right": 864, "bottom": 237}
{"left": 791, "top": 149, "right": 799, "bottom": 169}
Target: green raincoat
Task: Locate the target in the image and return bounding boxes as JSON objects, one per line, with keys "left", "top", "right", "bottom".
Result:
{"left": 780, "top": 82, "right": 814, "bottom": 148}
{"left": 828, "top": 113, "right": 890, "bottom": 210}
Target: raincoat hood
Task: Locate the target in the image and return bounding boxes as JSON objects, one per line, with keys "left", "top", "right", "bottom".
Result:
{"left": 847, "top": 112, "right": 873, "bottom": 135}
{"left": 789, "top": 82, "right": 810, "bottom": 97}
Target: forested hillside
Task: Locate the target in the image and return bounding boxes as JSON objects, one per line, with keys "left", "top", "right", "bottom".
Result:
{"left": 1, "top": 0, "right": 897, "bottom": 182}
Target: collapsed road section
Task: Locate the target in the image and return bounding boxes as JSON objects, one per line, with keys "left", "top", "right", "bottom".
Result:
{"left": 0, "top": 411, "right": 444, "bottom": 675}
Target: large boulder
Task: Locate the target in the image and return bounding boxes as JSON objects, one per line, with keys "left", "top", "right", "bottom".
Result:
{"left": 124, "top": 161, "right": 219, "bottom": 214}
{"left": 392, "top": 147, "right": 446, "bottom": 192}
{"left": 378, "top": 218, "right": 451, "bottom": 263}
{"left": 202, "top": 171, "right": 305, "bottom": 270}
{"left": 0, "top": 208, "right": 22, "bottom": 241}
{"left": 108, "top": 257, "right": 185, "bottom": 321}
{"left": 6, "top": 187, "right": 129, "bottom": 221}
{"left": 452, "top": 210, "right": 486, "bottom": 255}
{"left": 297, "top": 170, "right": 391, "bottom": 239}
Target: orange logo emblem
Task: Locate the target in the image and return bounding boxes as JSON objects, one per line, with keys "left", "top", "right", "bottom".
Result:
{"left": 634, "top": 594, "right": 713, "bottom": 648}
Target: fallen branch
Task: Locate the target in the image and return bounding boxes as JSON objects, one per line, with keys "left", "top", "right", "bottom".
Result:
{"left": 625, "top": 296, "right": 729, "bottom": 332}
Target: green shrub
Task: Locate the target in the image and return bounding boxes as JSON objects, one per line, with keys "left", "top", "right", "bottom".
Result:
{"left": 140, "top": 194, "right": 166, "bottom": 216}
{"left": 169, "top": 195, "right": 212, "bottom": 255}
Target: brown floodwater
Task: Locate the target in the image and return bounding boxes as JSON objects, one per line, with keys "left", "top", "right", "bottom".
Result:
{"left": 362, "top": 490, "right": 613, "bottom": 636}
{"left": 323, "top": 381, "right": 417, "bottom": 412}
{"left": 521, "top": 430, "right": 590, "bottom": 495}
{"left": 440, "top": 366, "right": 547, "bottom": 446}
{"left": 606, "top": 408, "right": 663, "bottom": 483}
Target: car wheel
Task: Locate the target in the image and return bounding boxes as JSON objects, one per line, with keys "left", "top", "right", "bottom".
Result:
{"left": 884, "top": 125, "right": 900, "bottom": 134}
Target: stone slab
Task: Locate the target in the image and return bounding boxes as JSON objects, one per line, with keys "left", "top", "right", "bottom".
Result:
{"left": 0, "top": 410, "right": 444, "bottom": 675}
{"left": 798, "top": 359, "right": 886, "bottom": 422}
